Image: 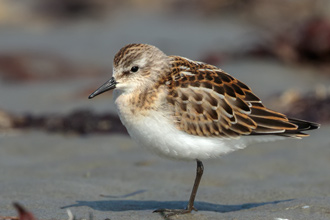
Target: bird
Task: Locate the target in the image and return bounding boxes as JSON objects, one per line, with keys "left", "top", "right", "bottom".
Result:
{"left": 88, "top": 43, "right": 320, "bottom": 217}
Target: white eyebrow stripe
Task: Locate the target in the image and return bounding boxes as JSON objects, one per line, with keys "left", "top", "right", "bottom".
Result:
{"left": 137, "top": 57, "right": 147, "bottom": 66}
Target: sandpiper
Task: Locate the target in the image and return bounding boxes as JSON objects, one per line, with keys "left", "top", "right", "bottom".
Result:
{"left": 89, "top": 43, "right": 319, "bottom": 217}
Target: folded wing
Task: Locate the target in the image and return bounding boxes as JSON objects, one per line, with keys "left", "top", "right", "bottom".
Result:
{"left": 166, "top": 56, "right": 319, "bottom": 139}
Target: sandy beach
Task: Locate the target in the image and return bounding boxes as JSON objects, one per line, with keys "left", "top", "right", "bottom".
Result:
{"left": 1, "top": 125, "right": 329, "bottom": 219}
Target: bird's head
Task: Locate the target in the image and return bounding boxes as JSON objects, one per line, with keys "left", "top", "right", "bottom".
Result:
{"left": 89, "top": 44, "right": 170, "bottom": 99}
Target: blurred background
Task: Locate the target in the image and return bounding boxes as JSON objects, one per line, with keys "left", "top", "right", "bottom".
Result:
{"left": 1, "top": 0, "right": 330, "bottom": 219}
{"left": 0, "top": 0, "right": 329, "bottom": 133}
{"left": 0, "top": 0, "right": 330, "bottom": 133}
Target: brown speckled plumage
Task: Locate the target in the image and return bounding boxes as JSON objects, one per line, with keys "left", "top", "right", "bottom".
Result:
{"left": 89, "top": 43, "right": 320, "bottom": 217}
{"left": 110, "top": 44, "right": 318, "bottom": 139}
{"left": 164, "top": 56, "right": 316, "bottom": 138}
{"left": 106, "top": 43, "right": 319, "bottom": 139}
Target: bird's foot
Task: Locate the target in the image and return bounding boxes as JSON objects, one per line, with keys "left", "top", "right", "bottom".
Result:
{"left": 153, "top": 206, "right": 197, "bottom": 217}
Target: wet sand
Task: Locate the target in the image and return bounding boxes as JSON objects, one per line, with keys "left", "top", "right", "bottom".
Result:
{"left": 0, "top": 125, "right": 329, "bottom": 219}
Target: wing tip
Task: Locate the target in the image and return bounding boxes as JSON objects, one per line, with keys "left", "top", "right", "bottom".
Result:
{"left": 288, "top": 118, "right": 320, "bottom": 131}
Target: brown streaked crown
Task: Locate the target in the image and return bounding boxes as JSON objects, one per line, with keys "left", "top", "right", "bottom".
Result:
{"left": 114, "top": 44, "right": 140, "bottom": 67}
{"left": 113, "top": 44, "right": 159, "bottom": 68}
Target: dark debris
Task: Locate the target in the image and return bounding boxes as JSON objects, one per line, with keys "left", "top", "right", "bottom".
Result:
{"left": 13, "top": 203, "right": 36, "bottom": 220}
{"left": 249, "top": 17, "right": 330, "bottom": 66}
{"left": 199, "top": 16, "right": 330, "bottom": 72}
{"left": 0, "top": 203, "right": 36, "bottom": 220}
{"left": 284, "top": 96, "right": 330, "bottom": 124}
{"left": 0, "top": 52, "right": 105, "bottom": 83}
{"left": 12, "top": 109, "right": 127, "bottom": 135}
{"left": 35, "top": 0, "right": 115, "bottom": 20}
{"left": 269, "top": 86, "right": 330, "bottom": 124}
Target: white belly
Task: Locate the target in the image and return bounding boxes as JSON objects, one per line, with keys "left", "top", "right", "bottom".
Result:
{"left": 118, "top": 109, "right": 248, "bottom": 160}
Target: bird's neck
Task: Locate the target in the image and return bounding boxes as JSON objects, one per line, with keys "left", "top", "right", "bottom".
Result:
{"left": 114, "top": 82, "right": 168, "bottom": 119}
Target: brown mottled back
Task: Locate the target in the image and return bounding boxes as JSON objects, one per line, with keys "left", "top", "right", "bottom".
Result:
{"left": 165, "top": 56, "right": 318, "bottom": 139}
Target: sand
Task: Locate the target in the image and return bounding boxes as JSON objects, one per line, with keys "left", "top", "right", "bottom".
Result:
{"left": 1, "top": 126, "right": 329, "bottom": 220}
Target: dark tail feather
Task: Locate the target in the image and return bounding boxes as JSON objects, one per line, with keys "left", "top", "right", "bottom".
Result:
{"left": 288, "top": 118, "right": 320, "bottom": 131}
{"left": 278, "top": 118, "right": 320, "bottom": 138}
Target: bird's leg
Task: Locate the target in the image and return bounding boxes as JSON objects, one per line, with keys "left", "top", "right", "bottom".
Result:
{"left": 186, "top": 159, "right": 203, "bottom": 211}
{"left": 153, "top": 159, "right": 204, "bottom": 217}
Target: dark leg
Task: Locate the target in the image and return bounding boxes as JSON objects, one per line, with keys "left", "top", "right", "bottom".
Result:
{"left": 154, "top": 159, "right": 204, "bottom": 217}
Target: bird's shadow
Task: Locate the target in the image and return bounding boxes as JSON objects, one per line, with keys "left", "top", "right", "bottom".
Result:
{"left": 61, "top": 191, "right": 292, "bottom": 213}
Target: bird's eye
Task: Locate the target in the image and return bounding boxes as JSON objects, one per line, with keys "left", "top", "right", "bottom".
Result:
{"left": 131, "top": 66, "right": 139, "bottom": 72}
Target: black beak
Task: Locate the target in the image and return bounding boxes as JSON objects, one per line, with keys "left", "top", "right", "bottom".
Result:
{"left": 88, "top": 77, "right": 117, "bottom": 99}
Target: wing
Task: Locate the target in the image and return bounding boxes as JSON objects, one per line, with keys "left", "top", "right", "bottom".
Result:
{"left": 165, "top": 56, "right": 310, "bottom": 139}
